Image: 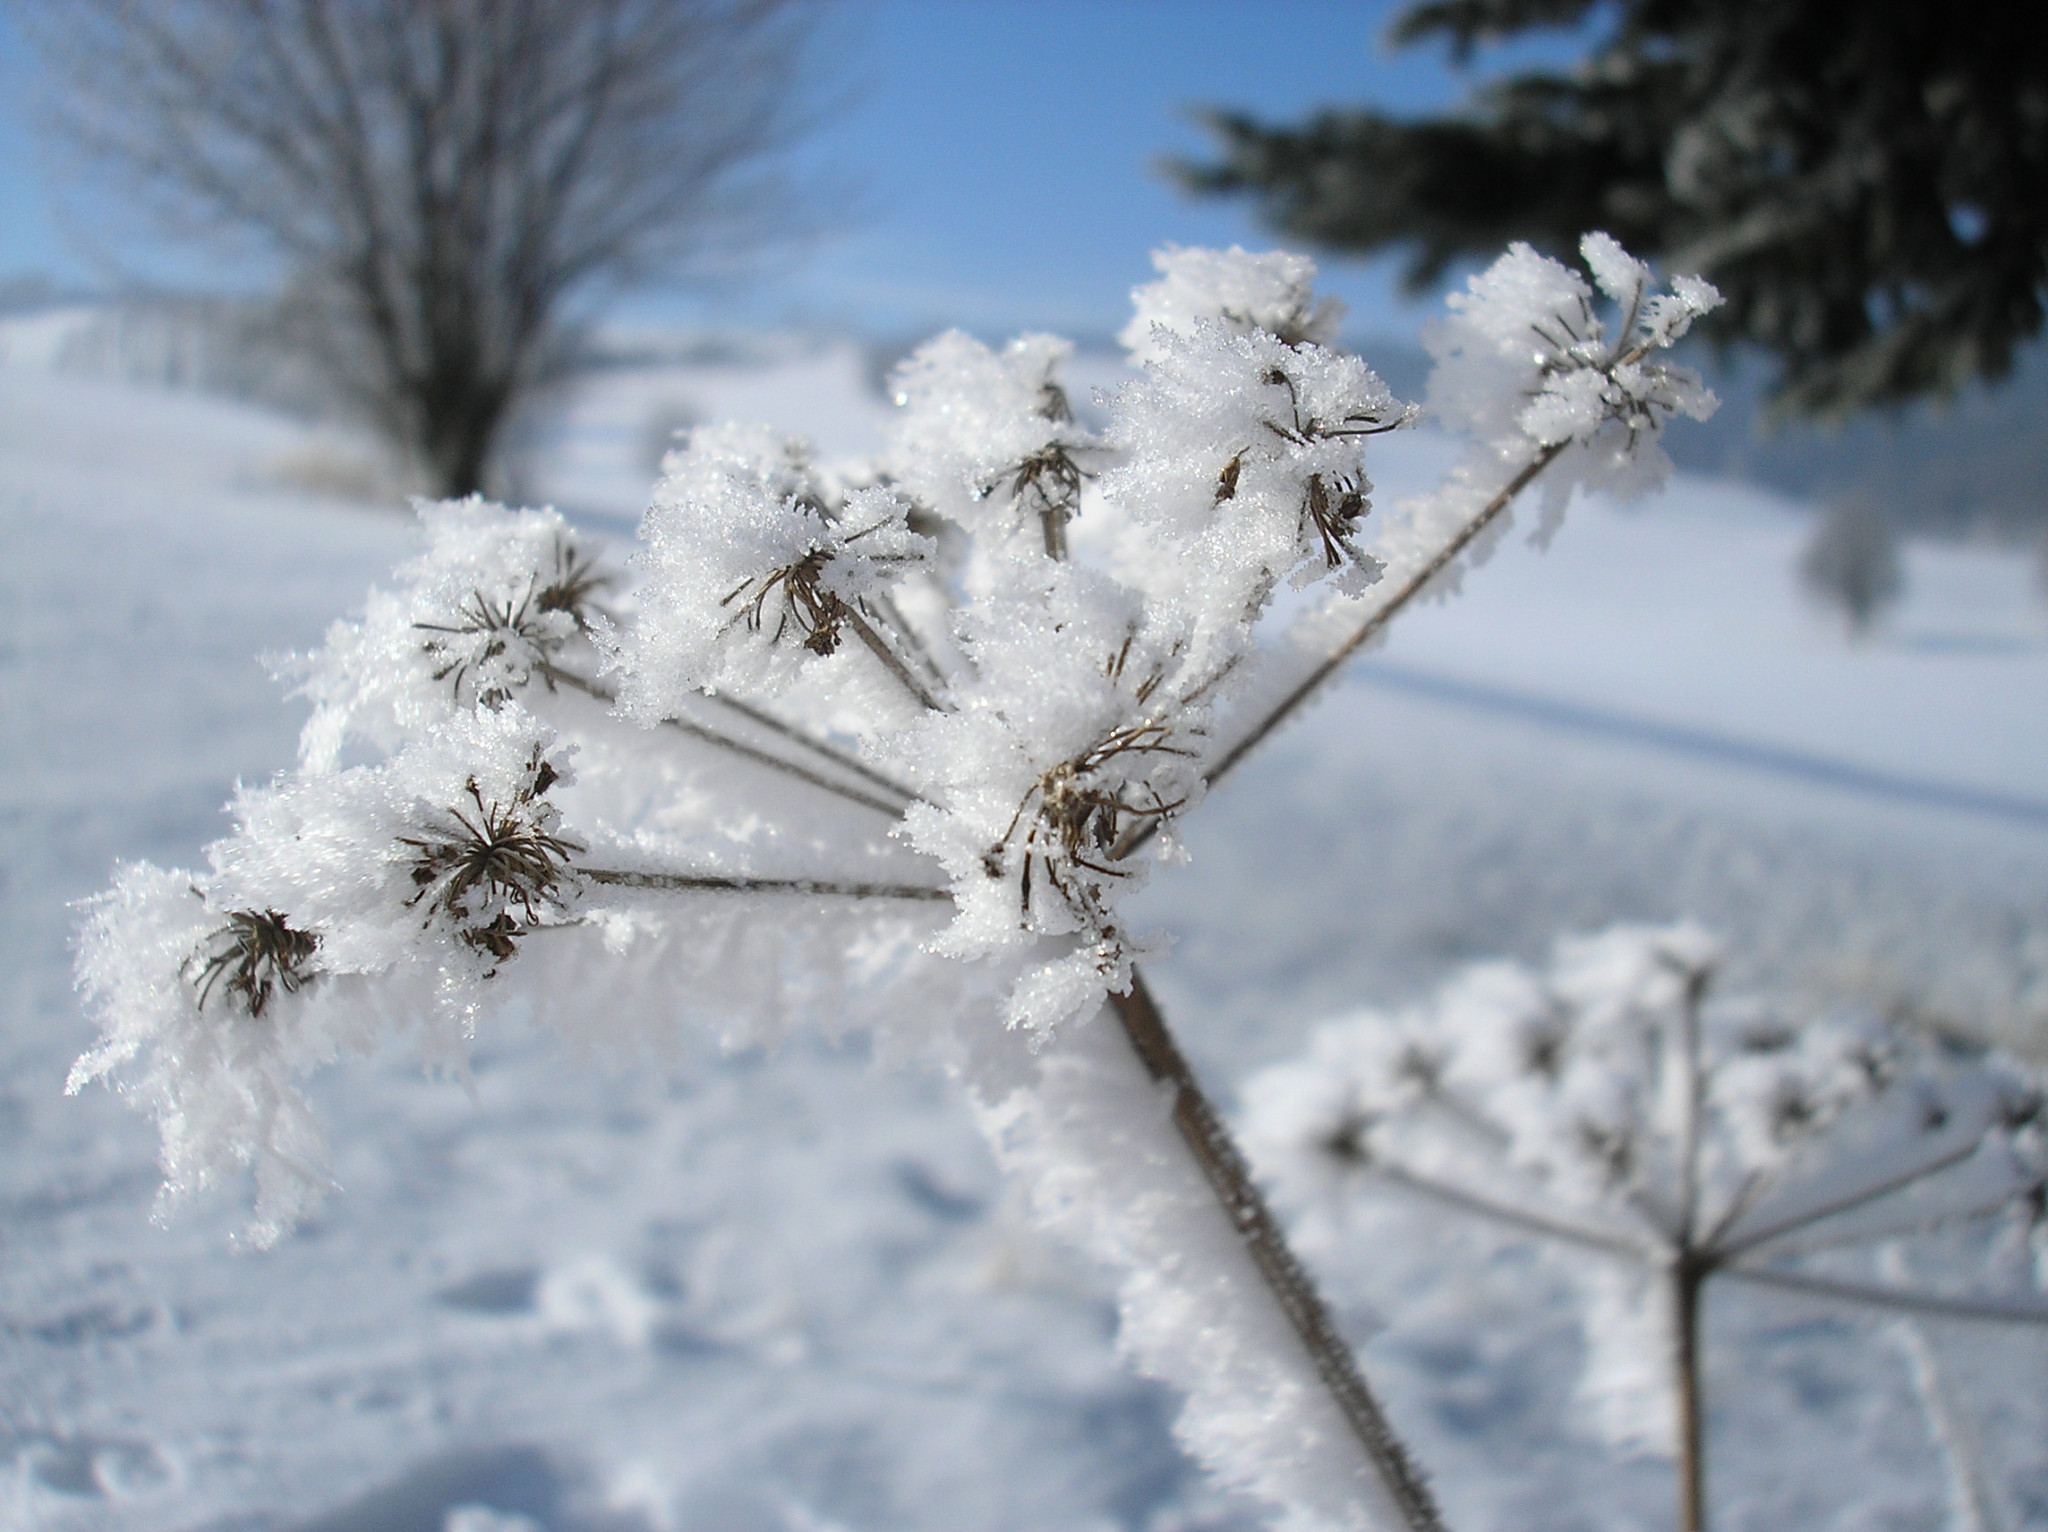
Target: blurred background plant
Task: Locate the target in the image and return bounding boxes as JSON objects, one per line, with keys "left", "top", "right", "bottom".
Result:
{"left": 1241, "top": 923, "right": 2048, "bottom": 1532}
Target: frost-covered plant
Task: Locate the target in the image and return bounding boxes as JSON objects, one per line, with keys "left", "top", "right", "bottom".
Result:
{"left": 1243, "top": 924, "right": 2048, "bottom": 1532}
{"left": 73, "top": 236, "right": 1720, "bottom": 1532}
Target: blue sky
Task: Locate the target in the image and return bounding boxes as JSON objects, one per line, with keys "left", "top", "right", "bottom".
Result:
{"left": 0, "top": 2, "right": 1576, "bottom": 340}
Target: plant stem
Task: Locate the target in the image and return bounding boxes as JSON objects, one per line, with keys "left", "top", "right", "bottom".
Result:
{"left": 1204, "top": 441, "right": 1568, "bottom": 797}
{"left": 1674, "top": 1257, "right": 1708, "bottom": 1532}
{"left": 1108, "top": 970, "right": 1446, "bottom": 1532}
{"left": 844, "top": 606, "right": 950, "bottom": 712}
{"left": 1712, "top": 1139, "right": 1987, "bottom": 1259}
{"left": 1675, "top": 962, "right": 1712, "bottom": 1532}
{"left": 697, "top": 688, "right": 921, "bottom": 803}
{"left": 867, "top": 586, "right": 953, "bottom": 700}
{"left": 1372, "top": 1161, "right": 1653, "bottom": 1260}
{"left": 1720, "top": 1265, "right": 2048, "bottom": 1325}
{"left": 1114, "top": 441, "right": 1568, "bottom": 863}
{"left": 1196, "top": 334, "right": 1674, "bottom": 800}
{"left": 1042, "top": 504, "right": 1070, "bottom": 560}
{"left": 1675, "top": 959, "right": 1709, "bottom": 1246}
{"left": 548, "top": 667, "right": 911, "bottom": 818}
{"left": 583, "top": 867, "right": 949, "bottom": 901}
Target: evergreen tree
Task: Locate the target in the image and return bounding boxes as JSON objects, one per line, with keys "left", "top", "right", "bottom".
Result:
{"left": 1176, "top": 2, "right": 2048, "bottom": 417}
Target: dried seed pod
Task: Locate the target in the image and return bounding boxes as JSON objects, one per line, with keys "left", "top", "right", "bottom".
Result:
{"left": 190, "top": 909, "right": 321, "bottom": 1018}
{"left": 399, "top": 749, "right": 581, "bottom": 972}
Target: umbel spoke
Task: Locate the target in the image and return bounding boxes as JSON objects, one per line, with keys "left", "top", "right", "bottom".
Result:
{"left": 582, "top": 866, "right": 948, "bottom": 902}
{"left": 548, "top": 666, "right": 916, "bottom": 820}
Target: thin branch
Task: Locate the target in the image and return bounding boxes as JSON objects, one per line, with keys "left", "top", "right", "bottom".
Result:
{"left": 1109, "top": 972, "right": 1447, "bottom": 1532}
{"left": 1722, "top": 1265, "right": 2048, "bottom": 1326}
{"left": 1208, "top": 441, "right": 1566, "bottom": 795}
{"left": 697, "top": 688, "right": 921, "bottom": 804}
{"left": 546, "top": 666, "right": 911, "bottom": 819}
{"left": 1727, "top": 1191, "right": 2029, "bottom": 1263}
{"left": 1672, "top": 1260, "right": 1708, "bottom": 1532}
{"left": 1713, "top": 1138, "right": 1989, "bottom": 1259}
{"left": 1121, "top": 331, "right": 1673, "bottom": 860}
{"left": 1371, "top": 1161, "right": 1657, "bottom": 1262}
{"left": 1675, "top": 964, "right": 1709, "bottom": 1247}
{"left": 1887, "top": 1256, "right": 2008, "bottom": 1532}
{"left": 658, "top": 716, "right": 906, "bottom": 820}
{"left": 866, "top": 586, "right": 952, "bottom": 699}
{"left": 1698, "top": 1169, "right": 1772, "bottom": 1253}
{"left": 843, "top": 606, "right": 949, "bottom": 713}
{"left": 1418, "top": 1083, "right": 1513, "bottom": 1150}
{"left": 583, "top": 867, "right": 949, "bottom": 902}
{"left": 1114, "top": 440, "right": 1569, "bottom": 862}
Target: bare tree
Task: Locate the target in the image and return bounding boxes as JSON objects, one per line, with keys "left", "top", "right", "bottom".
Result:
{"left": 25, "top": 0, "right": 817, "bottom": 497}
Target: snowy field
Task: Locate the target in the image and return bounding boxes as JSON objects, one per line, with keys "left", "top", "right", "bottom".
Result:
{"left": 5, "top": 329, "right": 2048, "bottom": 1532}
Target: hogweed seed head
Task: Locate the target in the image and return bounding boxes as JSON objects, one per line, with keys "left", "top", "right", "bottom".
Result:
{"left": 189, "top": 908, "right": 321, "bottom": 1018}
{"left": 986, "top": 719, "right": 1193, "bottom": 925}
{"left": 724, "top": 545, "right": 847, "bottom": 655}
{"left": 413, "top": 537, "right": 612, "bottom": 707}
{"left": 398, "top": 748, "right": 580, "bottom": 972}
{"left": 533, "top": 535, "right": 613, "bottom": 632}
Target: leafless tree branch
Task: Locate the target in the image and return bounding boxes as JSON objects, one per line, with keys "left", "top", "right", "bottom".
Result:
{"left": 25, "top": 0, "right": 821, "bottom": 495}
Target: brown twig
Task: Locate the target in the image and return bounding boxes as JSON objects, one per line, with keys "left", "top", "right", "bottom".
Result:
{"left": 698, "top": 687, "right": 921, "bottom": 804}
{"left": 583, "top": 867, "right": 950, "bottom": 902}
{"left": 1719, "top": 1265, "right": 2048, "bottom": 1326}
{"left": 547, "top": 667, "right": 912, "bottom": 820}
{"left": 842, "top": 605, "right": 949, "bottom": 713}
{"left": 1673, "top": 1256, "right": 1709, "bottom": 1532}
{"left": 1209, "top": 443, "right": 1567, "bottom": 796}
{"left": 1113, "top": 441, "right": 1569, "bottom": 863}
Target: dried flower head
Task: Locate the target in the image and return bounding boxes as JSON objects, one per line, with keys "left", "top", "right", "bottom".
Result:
{"left": 987, "top": 442, "right": 1091, "bottom": 557}
{"left": 189, "top": 908, "right": 321, "bottom": 1018}
{"left": 412, "top": 537, "right": 611, "bottom": 706}
{"left": 415, "top": 586, "right": 555, "bottom": 704}
{"left": 724, "top": 545, "right": 847, "bottom": 656}
{"left": 985, "top": 719, "right": 1191, "bottom": 923}
{"left": 721, "top": 516, "right": 929, "bottom": 659}
{"left": 399, "top": 748, "right": 580, "bottom": 969}
{"left": 532, "top": 535, "right": 612, "bottom": 632}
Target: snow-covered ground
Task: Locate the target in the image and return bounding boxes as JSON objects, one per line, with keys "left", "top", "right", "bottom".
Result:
{"left": 5, "top": 329, "right": 2047, "bottom": 1532}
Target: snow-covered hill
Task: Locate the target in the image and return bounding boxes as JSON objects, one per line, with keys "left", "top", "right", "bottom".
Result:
{"left": 5, "top": 337, "right": 2046, "bottom": 1532}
